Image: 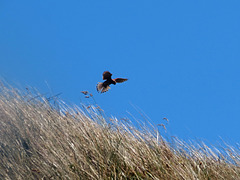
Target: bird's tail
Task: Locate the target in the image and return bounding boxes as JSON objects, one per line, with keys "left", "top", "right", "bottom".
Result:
{"left": 96, "top": 82, "right": 110, "bottom": 93}
{"left": 96, "top": 82, "right": 103, "bottom": 92}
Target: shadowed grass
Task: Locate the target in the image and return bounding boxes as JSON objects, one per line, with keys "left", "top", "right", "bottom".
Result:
{"left": 0, "top": 83, "right": 239, "bottom": 179}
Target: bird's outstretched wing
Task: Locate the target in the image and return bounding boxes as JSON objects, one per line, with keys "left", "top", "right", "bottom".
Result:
{"left": 113, "top": 78, "right": 128, "bottom": 83}
{"left": 102, "top": 71, "right": 112, "bottom": 80}
{"left": 96, "top": 82, "right": 111, "bottom": 93}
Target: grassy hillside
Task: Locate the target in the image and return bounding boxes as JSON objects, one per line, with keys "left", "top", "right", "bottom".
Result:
{"left": 0, "top": 83, "right": 239, "bottom": 180}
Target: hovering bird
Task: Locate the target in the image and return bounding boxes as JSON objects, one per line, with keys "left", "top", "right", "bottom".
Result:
{"left": 96, "top": 71, "right": 128, "bottom": 93}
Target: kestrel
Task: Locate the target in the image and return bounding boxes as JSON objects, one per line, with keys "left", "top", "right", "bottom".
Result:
{"left": 96, "top": 71, "right": 128, "bottom": 93}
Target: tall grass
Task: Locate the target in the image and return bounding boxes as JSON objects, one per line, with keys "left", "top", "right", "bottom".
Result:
{"left": 0, "top": 83, "right": 239, "bottom": 179}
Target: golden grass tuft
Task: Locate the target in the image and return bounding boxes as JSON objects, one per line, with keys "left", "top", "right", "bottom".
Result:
{"left": 0, "top": 83, "right": 239, "bottom": 179}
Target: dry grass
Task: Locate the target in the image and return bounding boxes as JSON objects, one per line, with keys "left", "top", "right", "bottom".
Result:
{"left": 0, "top": 83, "right": 239, "bottom": 180}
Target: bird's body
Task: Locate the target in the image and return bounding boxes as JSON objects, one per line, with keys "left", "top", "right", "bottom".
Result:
{"left": 96, "top": 71, "right": 128, "bottom": 93}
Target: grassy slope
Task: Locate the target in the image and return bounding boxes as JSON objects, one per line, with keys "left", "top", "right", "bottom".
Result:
{"left": 0, "top": 84, "right": 239, "bottom": 180}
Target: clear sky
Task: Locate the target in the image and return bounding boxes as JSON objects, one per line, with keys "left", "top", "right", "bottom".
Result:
{"left": 1, "top": 1, "right": 240, "bottom": 146}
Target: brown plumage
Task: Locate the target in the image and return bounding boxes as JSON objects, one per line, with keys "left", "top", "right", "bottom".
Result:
{"left": 96, "top": 71, "right": 128, "bottom": 93}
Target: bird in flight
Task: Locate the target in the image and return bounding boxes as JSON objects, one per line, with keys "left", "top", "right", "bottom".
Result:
{"left": 96, "top": 71, "right": 128, "bottom": 93}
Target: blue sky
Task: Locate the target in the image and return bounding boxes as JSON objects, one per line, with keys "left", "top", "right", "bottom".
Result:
{"left": 1, "top": 1, "right": 240, "bottom": 146}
